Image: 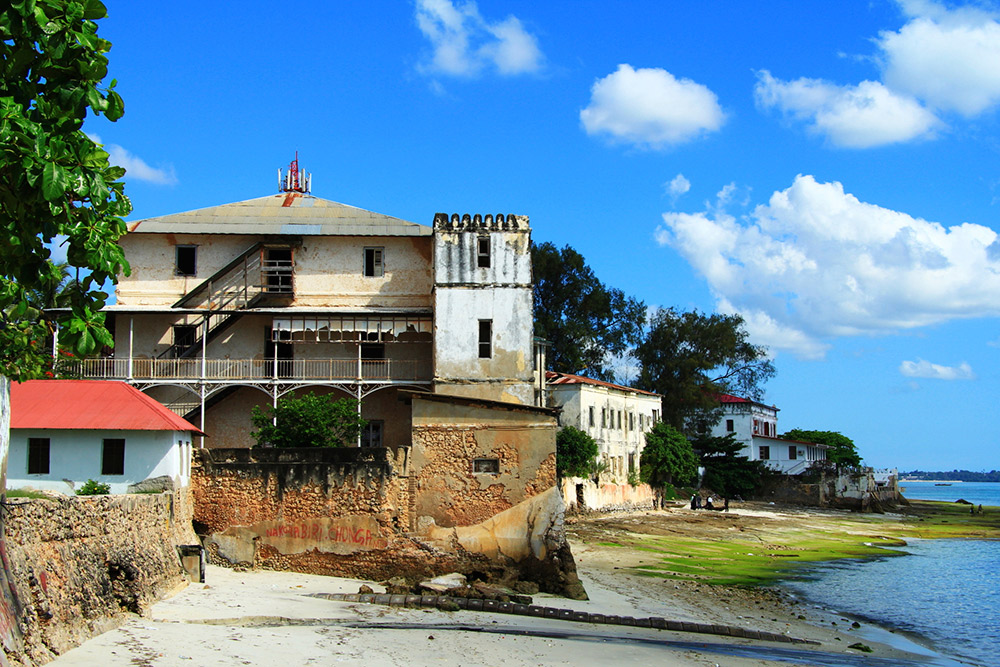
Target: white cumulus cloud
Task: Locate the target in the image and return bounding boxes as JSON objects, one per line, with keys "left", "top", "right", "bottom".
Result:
{"left": 657, "top": 174, "right": 1000, "bottom": 358}
{"left": 754, "top": 71, "right": 940, "bottom": 148}
{"left": 879, "top": 1, "right": 1000, "bottom": 115}
{"left": 899, "top": 359, "right": 975, "bottom": 380}
{"left": 415, "top": 0, "right": 543, "bottom": 78}
{"left": 87, "top": 134, "right": 177, "bottom": 185}
{"left": 580, "top": 64, "right": 725, "bottom": 149}
{"left": 665, "top": 173, "right": 691, "bottom": 201}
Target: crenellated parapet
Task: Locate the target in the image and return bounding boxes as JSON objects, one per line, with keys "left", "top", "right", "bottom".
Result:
{"left": 433, "top": 212, "right": 530, "bottom": 232}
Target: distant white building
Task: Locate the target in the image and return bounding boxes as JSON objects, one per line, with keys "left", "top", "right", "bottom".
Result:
{"left": 710, "top": 394, "right": 827, "bottom": 474}
{"left": 7, "top": 380, "right": 202, "bottom": 494}
{"left": 546, "top": 371, "right": 661, "bottom": 484}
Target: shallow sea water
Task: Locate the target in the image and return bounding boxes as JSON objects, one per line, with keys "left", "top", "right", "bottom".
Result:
{"left": 783, "top": 538, "right": 999, "bottom": 667}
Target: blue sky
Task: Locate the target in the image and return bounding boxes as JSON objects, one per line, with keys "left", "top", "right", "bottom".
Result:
{"left": 87, "top": 0, "right": 1000, "bottom": 471}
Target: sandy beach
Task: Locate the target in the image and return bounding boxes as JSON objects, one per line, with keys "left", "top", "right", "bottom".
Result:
{"left": 47, "top": 504, "right": 969, "bottom": 667}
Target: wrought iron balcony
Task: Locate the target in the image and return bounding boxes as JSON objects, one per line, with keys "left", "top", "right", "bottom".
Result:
{"left": 66, "top": 357, "right": 432, "bottom": 383}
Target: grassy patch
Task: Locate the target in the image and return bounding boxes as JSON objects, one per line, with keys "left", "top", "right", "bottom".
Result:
{"left": 4, "top": 489, "right": 50, "bottom": 499}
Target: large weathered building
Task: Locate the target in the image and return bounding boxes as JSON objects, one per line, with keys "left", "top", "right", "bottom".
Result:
{"left": 67, "top": 161, "right": 574, "bottom": 590}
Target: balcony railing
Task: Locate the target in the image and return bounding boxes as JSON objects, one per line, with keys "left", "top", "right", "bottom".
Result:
{"left": 67, "top": 358, "right": 432, "bottom": 382}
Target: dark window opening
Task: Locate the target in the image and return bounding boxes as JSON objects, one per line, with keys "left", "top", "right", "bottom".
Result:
{"left": 361, "top": 421, "right": 384, "bottom": 448}
{"left": 789, "top": 445, "right": 797, "bottom": 460}
{"left": 476, "top": 236, "right": 490, "bottom": 268}
{"left": 726, "top": 419, "right": 734, "bottom": 432}
{"left": 588, "top": 406, "right": 595, "bottom": 427}
{"left": 478, "top": 320, "right": 492, "bottom": 358}
{"left": 264, "top": 247, "right": 293, "bottom": 292}
{"left": 102, "top": 438, "right": 125, "bottom": 475}
{"left": 364, "top": 247, "right": 384, "bottom": 277}
{"left": 759, "top": 445, "right": 770, "bottom": 461}
{"left": 473, "top": 458, "right": 500, "bottom": 474}
{"left": 361, "top": 343, "right": 385, "bottom": 360}
{"left": 265, "top": 328, "right": 294, "bottom": 377}
{"left": 28, "top": 438, "right": 50, "bottom": 474}
{"left": 173, "top": 324, "right": 197, "bottom": 358}
{"left": 175, "top": 246, "right": 197, "bottom": 276}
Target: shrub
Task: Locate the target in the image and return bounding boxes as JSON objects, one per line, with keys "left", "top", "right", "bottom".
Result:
{"left": 76, "top": 479, "right": 110, "bottom": 495}
{"left": 250, "top": 392, "right": 366, "bottom": 448}
{"left": 556, "top": 426, "right": 599, "bottom": 478}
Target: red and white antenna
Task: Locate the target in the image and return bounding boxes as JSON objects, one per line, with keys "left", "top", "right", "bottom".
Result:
{"left": 278, "top": 151, "right": 312, "bottom": 193}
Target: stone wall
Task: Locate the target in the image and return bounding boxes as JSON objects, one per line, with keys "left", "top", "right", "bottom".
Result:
{"left": 192, "top": 446, "right": 584, "bottom": 597}
{"left": 1, "top": 493, "right": 188, "bottom": 666}
{"left": 765, "top": 467, "right": 903, "bottom": 511}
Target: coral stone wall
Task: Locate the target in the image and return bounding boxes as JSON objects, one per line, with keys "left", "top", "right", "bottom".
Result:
{"left": 408, "top": 395, "right": 558, "bottom": 530}
{"left": 1, "top": 494, "right": 188, "bottom": 666}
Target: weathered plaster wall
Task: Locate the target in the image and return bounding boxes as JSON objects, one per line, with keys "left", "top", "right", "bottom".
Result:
{"left": 559, "top": 477, "right": 655, "bottom": 512}
{"left": 432, "top": 214, "right": 534, "bottom": 406}
{"left": 409, "top": 396, "right": 557, "bottom": 529}
{"left": 116, "top": 234, "right": 433, "bottom": 310}
{"left": 1, "top": 494, "right": 190, "bottom": 666}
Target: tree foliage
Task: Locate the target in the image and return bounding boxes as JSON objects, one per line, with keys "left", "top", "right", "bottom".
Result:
{"left": 780, "top": 429, "right": 862, "bottom": 467}
{"left": 691, "top": 432, "right": 773, "bottom": 498}
{"left": 555, "top": 425, "right": 599, "bottom": 478}
{"left": 639, "top": 422, "right": 698, "bottom": 488}
{"left": 635, "top": 308, "right": 775, "bottom": 433}
{"left": 250, "top": 392, "right": 366, "bottom": 449}
{"left": 532, "top": 242, "right": 645, "bottom": 382}
{"left": 1, "top": 0, "right": 131, "bottom": 380}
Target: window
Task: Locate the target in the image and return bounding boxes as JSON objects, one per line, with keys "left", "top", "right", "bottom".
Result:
{"left": 617, "top": 411, "right": 622, "bottom": 429}
{"left": 360, "top": 343, "right": 385, "bottom": 360}
{"left": 27, "top": 438, "right": 50, "bottom": 474}
{"left": 726, "top": 419, "right": 734, "bottom": 432}
{"left": 652, "top": 410, "right": 659, "bottom": 423}
{"left": 588, "top": 406, "right": 595, "bottom": 427}
{"left": 175, "top": 245, "right": 197, "bottom": 276}
{"left": 788, "top": 445, "right": 797, "bottom": 460}
{"left": 173, "top": 324, "right": 197, "bottom": 358}
{"left": 361, "top": 421, "right": 384, "bottom": 448}
{"left": 478, "top": 320, "right": 492, "bottom": 358}
{"left": 473, "top": 458, "right": 500, "bottom": 474}
{"left": 102, "top": 438, "right": 125, "bottom": 475}
{"left": 601, "top": 408, "right": 606, "bottom": 428}
{"left": 759, "top": 445, "right": 770, "bottom": 460}
{"left": 363, "top": 247, "right": 384, "bottom": 277}
{"left": 629, "top": 413, "right": 634, "bottom": 431}
{"left": 476, "top": 236, "right": 490, "bottom": 268}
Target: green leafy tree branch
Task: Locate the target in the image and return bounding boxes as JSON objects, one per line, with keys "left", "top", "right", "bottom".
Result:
{"left": 2, "top": 0, "right": 130, "bottom": 380}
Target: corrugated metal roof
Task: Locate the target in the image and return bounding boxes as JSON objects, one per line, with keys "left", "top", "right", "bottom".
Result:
{"left": 127, "top": 193, "right": 432, "bottom": 237}
{"left": 545, "top": 371, "right": 661, "bottom": 397}
{"left": 717, "top": 393, "right": 778, "bottom": 411}
{"left": 10, "top": 380, "right": 204, "bottom": 434}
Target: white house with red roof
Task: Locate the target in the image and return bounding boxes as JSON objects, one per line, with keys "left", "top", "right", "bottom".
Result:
{"left": 546, "top": 371, "right": 662, "bottom": 484}
{"left": 6, "top": 380, "right": 203, "bottom": 494}
{"left": 711, "top": 394, "right": 827, "bottom": 473}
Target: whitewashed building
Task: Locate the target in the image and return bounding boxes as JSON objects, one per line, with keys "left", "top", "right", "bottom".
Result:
{"left": 710, "top": 394, "right": 827, "bottom": 473}
{"left": 547, "top": 371, "right": 661, "bottom": 484}
{"left": 7, "top": 380, "right": 201, "bottom": 494}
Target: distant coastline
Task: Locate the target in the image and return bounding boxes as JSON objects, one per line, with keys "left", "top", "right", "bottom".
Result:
{"left": 900, "top": 469, "right": 1000, "bottom": 483}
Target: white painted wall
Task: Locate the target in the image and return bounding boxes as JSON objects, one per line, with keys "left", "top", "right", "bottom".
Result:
{"left": 6, "top": 429, "right": 193, "bottom": 494}
{"left": 709, "top": 402, "right": 779, "bottom": 461}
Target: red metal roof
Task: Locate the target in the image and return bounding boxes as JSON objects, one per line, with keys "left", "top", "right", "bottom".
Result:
{"left": 10, "top": 380, "right": 204, "bottom": 434}
{"left": 716, "top": 393, "right": 778, "bottom": 411}
{"left": 545, "top": 371, "right": 661, "bottom": 397}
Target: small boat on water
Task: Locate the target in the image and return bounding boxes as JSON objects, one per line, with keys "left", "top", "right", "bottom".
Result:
{"left": 935, "top": 483, "right": 952, "bottom": 486}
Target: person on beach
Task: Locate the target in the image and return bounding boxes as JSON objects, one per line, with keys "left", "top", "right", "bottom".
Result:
{"left": 690, "top": 494, "right": 697, "bottom": 510}
{"left": 724, "top": 497, "right": 729, "bottom": 512}
{"left": 705, "top": 496, "right": 715, "bottom": 510}
{"left": 694, "top": 495, "right": 702, "bottom": 510}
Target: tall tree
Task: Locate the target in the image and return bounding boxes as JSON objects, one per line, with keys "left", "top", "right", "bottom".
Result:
{"left": 640, "top": 422, "right": 698, "bottom": 507}
{"left": 635, "top": 308, "right": 775, "bottom": 433}
{"left": 532, "top": 242, "right": 645, "bottom": 382}
{"left": 780, "top": 429, "right": 862, "bottom": 467}
{"left": 1, "top": 0, "right": 131, "bottom": 381}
